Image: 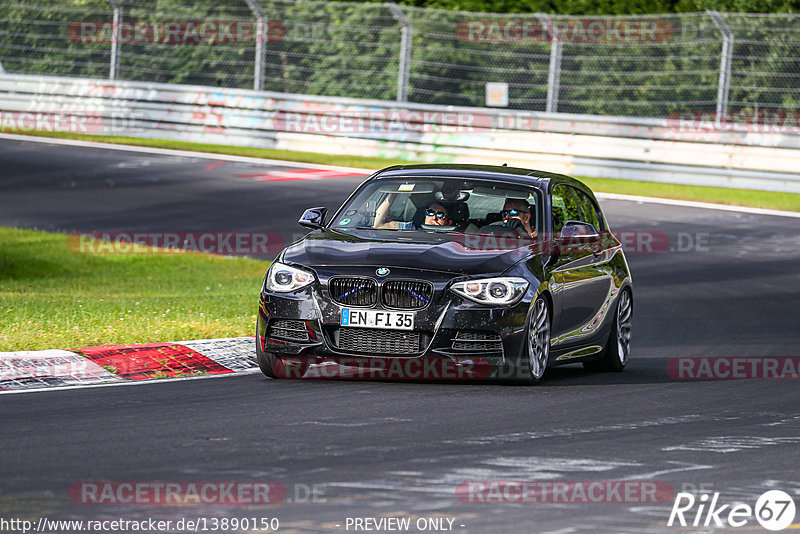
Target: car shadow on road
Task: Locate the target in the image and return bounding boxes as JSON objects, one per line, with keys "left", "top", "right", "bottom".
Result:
{"left": 260, "top": 357, "right": 686, "bottom": 387}
{"left": 535, "top": 357, "right": 678, "bottom": 387}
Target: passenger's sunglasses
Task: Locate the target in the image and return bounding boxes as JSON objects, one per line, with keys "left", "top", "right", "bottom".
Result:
{"left": 501, "top": 208, "right": 529, "bottom": 218}
{"left": 425, "top": 209, "right": 449, "bottom": 220}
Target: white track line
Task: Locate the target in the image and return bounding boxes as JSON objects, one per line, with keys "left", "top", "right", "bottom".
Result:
{"left": 1, "top": 132, "right": 797, "bottom": 219}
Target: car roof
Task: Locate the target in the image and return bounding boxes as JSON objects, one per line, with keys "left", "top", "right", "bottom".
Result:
{"left": 372, "top": 163, "right": 591, "bottom": 193}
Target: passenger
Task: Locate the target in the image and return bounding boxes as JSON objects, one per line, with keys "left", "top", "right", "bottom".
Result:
{"left": 374, "top": 198, "right": 452, "bottom": 229}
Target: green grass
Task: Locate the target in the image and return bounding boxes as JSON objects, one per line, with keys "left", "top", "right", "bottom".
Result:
{"left": 0, "top": 227, "right": 266, "bottom": 351}
{"left": 3, "top": 128, "right": 799, "bottom": 212}
{"left": 580, "top": 177, "right": 800, "bottom": 212}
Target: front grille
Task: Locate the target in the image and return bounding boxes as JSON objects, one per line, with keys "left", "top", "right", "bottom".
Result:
{"left": 268, "top": 319, "right": 309, "bottom": 342}
{"left": 382, "top": 280, "right": 433, "bottom": 309}
{"left": 334, "top": 327, "right": 422, "bottom": 355}
{"left": 452, "top": 330, "right": 502, "bottom": 352}
{"left": 329, "top": 278, "right": 377, "bottom": 307}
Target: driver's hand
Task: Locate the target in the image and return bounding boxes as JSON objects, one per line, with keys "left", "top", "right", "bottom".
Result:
{"left": 503, "top": 217, "right": 526, "bottom": 231}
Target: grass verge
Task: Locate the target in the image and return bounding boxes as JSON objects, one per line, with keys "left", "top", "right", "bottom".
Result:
{"left": 0, "top": 227, "right": 265, "bottom": 351}
{"left": 2, "top": 129, "right": 799, "bottom": 212}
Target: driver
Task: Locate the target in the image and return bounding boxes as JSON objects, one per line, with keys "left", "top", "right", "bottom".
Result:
{"left": 422, "top": 203, "right": 453, "bottom": 227}
{"left": 501, "top": 198, "right": 535, "bottom": 237}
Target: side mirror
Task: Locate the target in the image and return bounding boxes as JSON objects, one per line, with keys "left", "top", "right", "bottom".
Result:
{"left": 298, "top": 207, "right": 327, "bottom": 230}
{"left": 557, "top": 221, "right": 600, "bottom": 253}
{"left": 560, "top": 221, "right": 598, "bottom": 239}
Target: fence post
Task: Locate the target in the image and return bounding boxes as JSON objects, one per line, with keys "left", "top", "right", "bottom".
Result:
{"left": 537, "top": 14, "right": 561, "bottom": 113}
{"left": 708, "top": 10, "right": 733, "bottom": 116}
{"left": 107, "top": 0, "right": 122, "bottom": 80}
{"left": 0, "top": 60, "right": 5, "bottom": 74}
{"left": 244, "top": 0, "right": 267, "bottom": 91}
{"left": 385, "top": 3, "right": 412, "bottom": 102}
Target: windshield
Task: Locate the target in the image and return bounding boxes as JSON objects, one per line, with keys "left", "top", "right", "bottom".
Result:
{"left": 331, "top": 177, "right": 542, "bottom": 236}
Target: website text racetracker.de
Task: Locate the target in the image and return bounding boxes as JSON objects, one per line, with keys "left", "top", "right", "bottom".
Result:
{"left": 0, "top": 517, "right": 279, "bottom": 533}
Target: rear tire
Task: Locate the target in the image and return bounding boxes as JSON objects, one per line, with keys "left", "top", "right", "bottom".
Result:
{"left": 584, "top": 288, "right": 632, "bottom": 372}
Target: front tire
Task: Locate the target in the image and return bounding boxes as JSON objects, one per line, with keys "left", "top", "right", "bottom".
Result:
{"left": 584, "top": 287, "right": 632, "bottom": 372}
{"left": 515, "top": 297, "right": 550, "bottom": 384}
{"left": 256, "top": 338, "right": 309, "bottom": 379}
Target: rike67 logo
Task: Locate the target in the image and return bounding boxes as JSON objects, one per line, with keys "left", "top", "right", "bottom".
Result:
{"left": 668, "top": 490, "right": 796, "bottom": 531}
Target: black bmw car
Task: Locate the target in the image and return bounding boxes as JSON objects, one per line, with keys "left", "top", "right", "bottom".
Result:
{"left": 256, "top": 164, "right": 633, "bottom": 383}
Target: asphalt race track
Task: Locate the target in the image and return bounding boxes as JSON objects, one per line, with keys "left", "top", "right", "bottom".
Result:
{"left": 1, "top": 136, "right": 800, "bottom": 533}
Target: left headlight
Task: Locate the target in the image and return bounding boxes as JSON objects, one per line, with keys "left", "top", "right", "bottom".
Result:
{"left": 264, "top": 262, "right": 316, "bottom": 293}
{"left": 450, "top": 277, "right": 529, "bottom": 305}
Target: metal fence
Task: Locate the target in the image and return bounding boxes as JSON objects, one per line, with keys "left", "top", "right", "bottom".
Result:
{"left": 1, "top": 1, "right": 800, "bottom": 118}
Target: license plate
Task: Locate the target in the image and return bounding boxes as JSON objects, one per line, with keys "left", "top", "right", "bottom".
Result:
{"left": 341, "top": 309, "right": 414, "bottom": 330}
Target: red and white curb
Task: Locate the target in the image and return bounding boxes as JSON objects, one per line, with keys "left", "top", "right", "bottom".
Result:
{"left": 0, "top": 337, "right": 259, "bottom": 392}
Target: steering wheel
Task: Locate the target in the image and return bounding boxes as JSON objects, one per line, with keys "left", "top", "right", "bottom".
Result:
{"left": 502, "top": 217, "right": 526, "bottom": 232}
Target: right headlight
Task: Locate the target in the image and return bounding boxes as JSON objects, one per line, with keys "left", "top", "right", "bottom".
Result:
{"left": 450, "top": 277, "right": 529, "bottom": 305}
{"left": 264, "top": 262, "right": 316, "bottom": 293}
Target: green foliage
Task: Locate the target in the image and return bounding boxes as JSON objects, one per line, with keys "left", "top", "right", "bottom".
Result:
{"left": 351, "top": 0, "right": 800, "bottom": 14}
{"left": 1, "top": 1, "right": 799, "bottom": 116}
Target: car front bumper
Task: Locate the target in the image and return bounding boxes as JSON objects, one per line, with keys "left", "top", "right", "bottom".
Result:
{"left": 256, "top": 284, "right": 533, "bottom": 380}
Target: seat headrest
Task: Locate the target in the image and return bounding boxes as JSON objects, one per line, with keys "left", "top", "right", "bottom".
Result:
{"left": 486, "top": 212, "right": 502, "bottom": 224}
{"left": 445, "top": 201, "right": 469, "bottom": 222}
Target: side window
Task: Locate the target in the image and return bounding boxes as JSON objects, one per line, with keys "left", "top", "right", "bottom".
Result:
{"left": 551, "top": 184, "right": 581, "bottom": 234}
{"left": 573, "top": 189, "right": 603, "bottom": 232}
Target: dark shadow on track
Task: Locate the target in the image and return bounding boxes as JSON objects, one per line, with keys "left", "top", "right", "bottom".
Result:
{"left": 250, "top": 358, "right": 695, "bottom": 387}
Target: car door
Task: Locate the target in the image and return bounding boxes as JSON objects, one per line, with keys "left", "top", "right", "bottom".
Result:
{"left": 550, "top": 184, "right": 615, "bottom": 348}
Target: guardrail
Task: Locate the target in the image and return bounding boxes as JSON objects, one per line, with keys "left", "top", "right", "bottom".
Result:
{"left": 2, "top": 73, "right": 800, "bottom": 193}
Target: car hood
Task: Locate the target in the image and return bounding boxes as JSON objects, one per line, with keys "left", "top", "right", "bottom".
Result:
{"left": 281, "top": 228, "right": 535, "bottom": 276}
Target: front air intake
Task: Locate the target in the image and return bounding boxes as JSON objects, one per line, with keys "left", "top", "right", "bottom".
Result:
{"left": 329, "top": 277, "right": 378, "bottom": 306}
{"left": 382, "top": 280, "right": 433, "bottom": 309}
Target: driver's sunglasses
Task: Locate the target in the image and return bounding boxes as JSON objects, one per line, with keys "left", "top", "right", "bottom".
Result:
{"left": 425, "top": 209, "right": 449, "bottom": 220}
{"left": 501, "top": 208, "right": 528, "bottom": 218}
